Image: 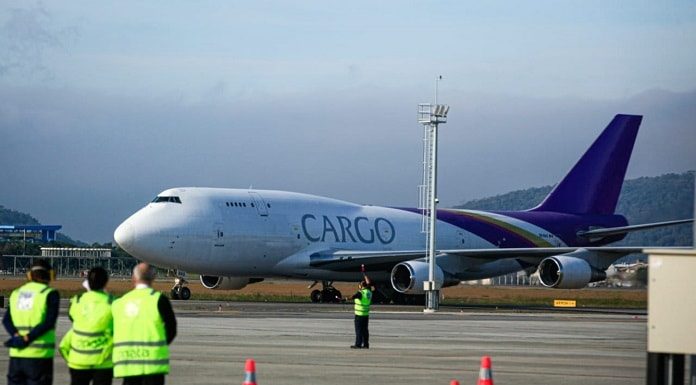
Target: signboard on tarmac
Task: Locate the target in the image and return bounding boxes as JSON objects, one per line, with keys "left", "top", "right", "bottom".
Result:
{"left": 553, "top": 299, "right": 577, "bottom": 307}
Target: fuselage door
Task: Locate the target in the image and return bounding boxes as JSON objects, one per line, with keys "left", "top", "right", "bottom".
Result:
{"left": 248, "top": 192, "right": 269, "bottom": 217}
{"left": 213, "top": 221, "right": 224, "bottom": 248}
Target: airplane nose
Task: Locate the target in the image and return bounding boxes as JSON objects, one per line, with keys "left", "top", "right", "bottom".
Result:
{"left": 114, "top": 222, "right": 135, "bottom": 251}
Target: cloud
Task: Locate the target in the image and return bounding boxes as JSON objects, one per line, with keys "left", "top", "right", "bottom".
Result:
{"left": 0, "top": 2, "right": 77, "bottom": 78}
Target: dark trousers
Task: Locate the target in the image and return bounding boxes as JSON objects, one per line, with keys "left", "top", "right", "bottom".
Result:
{"left": 354, "top": 315, "right": 369, "bottom": 347}
{"left": 122, "top": 374, "right": 165, "bottom": 385}
{"left": 69, "top": 368, "right": 113, "bottom": 385}
{"left": 7, "top": 357, "right": 53, "bottom": 385}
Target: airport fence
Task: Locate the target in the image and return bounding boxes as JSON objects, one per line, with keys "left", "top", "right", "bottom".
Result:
{"left": 1, "top": 254, "right": 137, "bottom": 278}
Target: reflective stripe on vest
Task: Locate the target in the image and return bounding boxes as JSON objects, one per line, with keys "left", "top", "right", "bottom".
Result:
{"left": 112, "top": 288, "right": 169, "bottom": 377}
{"left": 66, "top": 291, "right": 114, "bottom": 369}
{"left": 9, "top": 282, "right": 56, "bottom": 358}
{"left": 354, "top": 288, "right": 372, "bottom": 316}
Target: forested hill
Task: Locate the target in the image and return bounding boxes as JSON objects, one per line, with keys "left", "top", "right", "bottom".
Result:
{"left": 0, "top": 205, "right": 83, "bottom": 246}
{"left": 454, "top": 171, "right": 694, "bottom": 246}
{"left": 0, "top": 205, "right": 41, "bottom": 225}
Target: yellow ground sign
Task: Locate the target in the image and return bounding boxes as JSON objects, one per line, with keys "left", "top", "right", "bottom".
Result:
{"left": 553, "top": 299, "right": 577, "bottom": 308}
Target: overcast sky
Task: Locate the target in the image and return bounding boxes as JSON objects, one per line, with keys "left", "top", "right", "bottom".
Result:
{"left": 1, "top": 1, "right": 695, "bottom": 243}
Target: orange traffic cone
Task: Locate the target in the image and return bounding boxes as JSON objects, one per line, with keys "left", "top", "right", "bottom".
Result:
{"left": 450, "top": 380, "right": 460, "bottom": 385}
{"left": 477, "top": 356, "right": 493, "bottom": 385}
{"left": 243, "top": 358, "right": 257, "bottom": 385}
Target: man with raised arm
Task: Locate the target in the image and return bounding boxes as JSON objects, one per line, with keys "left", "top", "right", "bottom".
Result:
{"left": 349, "top": 270, "right": 373, "bottom": 349}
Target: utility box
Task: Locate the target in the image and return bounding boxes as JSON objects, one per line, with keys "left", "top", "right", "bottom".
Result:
{"left": 646, "top": 249, "right": 696, "bottom": 355}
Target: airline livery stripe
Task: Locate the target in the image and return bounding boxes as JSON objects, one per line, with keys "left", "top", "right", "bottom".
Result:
{"left": 395, "top": 207, "right": 554, "bottom": 248}
{"left": 443, "top": 210, "right": 554, "bottom": 247}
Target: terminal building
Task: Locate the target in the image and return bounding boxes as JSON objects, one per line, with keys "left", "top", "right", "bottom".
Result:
{"left": 0, "top": 225, "right": 62, "bottom": 242}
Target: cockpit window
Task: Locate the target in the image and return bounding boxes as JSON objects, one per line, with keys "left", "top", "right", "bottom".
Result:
{"left": 152, "top": 196, "right": 182, "bottom": 204}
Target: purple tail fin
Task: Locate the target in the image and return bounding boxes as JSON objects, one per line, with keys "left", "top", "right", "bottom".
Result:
{"left": 531, "top": 114, "right": 642, "bottom": 215}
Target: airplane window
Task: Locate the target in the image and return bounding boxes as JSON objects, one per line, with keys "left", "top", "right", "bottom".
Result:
{"left": 267, "top": 203, "right": 271, "bottom": 208}
{"left": 226, "top": 202, "right": 229, "bottom": 207}
{"left": 251, "top": 202, "right": 255, "bottom": 207}
{"left": 243, "top": 203, "right": 247, "bottom": 207}
{"left": 152, "top": 196, "right": 182, "bottom": 204}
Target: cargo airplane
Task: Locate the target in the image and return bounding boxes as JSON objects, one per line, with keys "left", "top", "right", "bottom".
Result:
{"left": 114, "top": 114, "right": 692, "bottom": 303}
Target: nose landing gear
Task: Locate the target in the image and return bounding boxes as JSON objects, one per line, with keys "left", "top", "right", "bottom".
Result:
{"left": 170, "top": 276, "right": 191, "bottom": 300}
{"left": 308, "top": 281, "right": 342, "bottom": 303}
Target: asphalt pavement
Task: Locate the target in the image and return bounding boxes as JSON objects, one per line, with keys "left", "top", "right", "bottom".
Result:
{"left": 0, "top": 301, "right": 647, "bottom": 385}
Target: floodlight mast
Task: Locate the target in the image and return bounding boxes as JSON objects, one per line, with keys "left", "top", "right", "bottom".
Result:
{"left": 418, "top": 102, "right": 449, "bottom": 313}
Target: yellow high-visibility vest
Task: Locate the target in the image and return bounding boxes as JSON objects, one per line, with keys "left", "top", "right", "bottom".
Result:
{"left": 111, "top": 288, "right": 169, "bottom": 377}
{"left": 354, "top": 288, "right": 372, "bottom": 316}
{"left": 9, "top": 281, "right": 56, "bottom": 358}
{"left": 61, "top": 290, "right": 114, "bottom": 369}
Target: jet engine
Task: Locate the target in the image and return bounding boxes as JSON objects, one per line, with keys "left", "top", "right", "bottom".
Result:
{"left": 390, "top": 261, "right": 444, "bottom": 295}
{"left": 538, "top": 255, "right": 607, "bottom": 289}
{"left": 199, "top": 276, "right": 264, "bottom": 290}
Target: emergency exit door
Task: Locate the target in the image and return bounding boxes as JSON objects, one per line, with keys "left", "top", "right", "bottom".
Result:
{"left": 248, "top": 192, "right": 269, "bottom": 216}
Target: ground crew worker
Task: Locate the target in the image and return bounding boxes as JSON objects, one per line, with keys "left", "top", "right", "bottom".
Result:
{"left": 349, "top": 274, "right": 373, "bottom": 349}
{"left": 112, "top": 263, "right": 176, "bottom": 385}
{"left": 60, "top": 267, "right": 114, "bottom": 385}
{"left": 3, "top": 259, "right": 60, "bottom": 385}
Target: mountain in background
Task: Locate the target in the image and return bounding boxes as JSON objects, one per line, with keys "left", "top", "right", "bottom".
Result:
{"left": 0, "top": 206, "right": 41, "bottom": 226}
{"left": 0, "top": 205, "right": 85, "bottom": 246}
{"left": 455, "top": 171, "right": 694, "bottom": 247}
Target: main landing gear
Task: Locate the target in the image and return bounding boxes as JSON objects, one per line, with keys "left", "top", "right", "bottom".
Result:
{"left": 309, "top": 281, "right": 342, "bottom": 303}
{"left": 170, "top": 276, "right": 191, "bottom": 300}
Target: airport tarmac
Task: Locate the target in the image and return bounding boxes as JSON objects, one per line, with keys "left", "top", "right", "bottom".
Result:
{"left": 0, "top": 302, "right": 646, "bottom": 385}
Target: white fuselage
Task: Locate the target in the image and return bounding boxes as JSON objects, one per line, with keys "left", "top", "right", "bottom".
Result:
{"left": 115, "top": 188, "right": 536, "bottom": 279}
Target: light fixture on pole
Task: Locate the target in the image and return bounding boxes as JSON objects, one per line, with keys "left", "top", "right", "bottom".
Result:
{"left": 418, "top": 102, "right": 449, "bottom": 313}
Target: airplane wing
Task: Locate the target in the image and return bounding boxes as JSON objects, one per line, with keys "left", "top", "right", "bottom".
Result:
{"left": 440, "top": 246, "right": 683, "bottom": 257}
{"left": 309, "top": 246, "right": 690, "bottom": 271}
{"left": 577, "top": 218, "right": 693, "bottom": 239}
{"left": 309, "top": 250, "right": 426, "bottom": 270}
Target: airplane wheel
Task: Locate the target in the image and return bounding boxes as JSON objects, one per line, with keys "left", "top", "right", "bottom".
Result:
{"left": 179, "top": 287, "right": 191, "bottom": 300}
{"left": 311, "top": 287, "right": 343, "bottom": 303}
{"left": 310, "top": 290, "right": 322, "bottom": 303}
{"left": 322, "top": 288, "right": 341, "bottom": 303}
{"left": 332, "top": 290, "right": 342, "bottom": 303}
{"left": 170, "top": 288, "right": 180, "bottom": 300}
